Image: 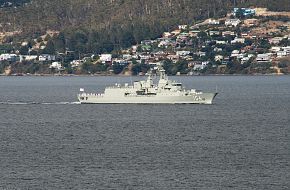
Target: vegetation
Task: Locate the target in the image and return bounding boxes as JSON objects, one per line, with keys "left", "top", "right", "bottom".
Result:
{"left": 1, "top": 0, "right": 290, "bottom": 54}
{"left": 1, "top": 0, "right": 290, "bottom": 75}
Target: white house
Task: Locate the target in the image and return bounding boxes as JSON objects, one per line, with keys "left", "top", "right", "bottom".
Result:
{"left": 100, "top": 54, "right": 112, "bottom": 63}
{"left": 282, "top": 46, "right": 290, "bottom": 54}
{"left": 222, "top": 31, "right": 236, "bottom": 36}
{"left": 237, "top": 54, "right": 245, "bottom": 59}
{"left": 0, "top": 54, "right": 18, "bottom": 61}
{"left": 139, "top": 55, "right": 150, "bottom": 60}
{"left": 215, "top": 55, "right": 224, "bottom": 62}
{"left": 178, "top": 25, "right": 188, "bottom": 30}
{"left": 158, "top": 39, "right": 173, "bottom": 48}
{"left": 256, "top": 54, "right": 271, "bottom": 63}
{"left": 163, "top": 32, "right": 172, "bottom": 38}
{"left": 131, "top": 45, "right": 138, "bottom": 53}
{"left": 49, "top": 62, "right": 62, "bottom": 70}
{"left": 231, "top": 50, "right": 240, "bottom": 57}
{"left": 277, "top": 51, "right": 287, "bottom": 58}
{"left": 122, "top": 54, "right": 132, "bottom": 60}
{"left": 39, "top": 54, "right": 56, "bottom": 61}
{"left": 241, "top": 57, "right": 250, "bottom": 64}
{"left": 167, "top": 54, "right": 180, "bottom": 62}
{"left": 112, "top": 58, "right": 128, "bottom": 65}
{"left": 215, "top": 40, "right": 227, "bottom": 45}
{"left": 176, "top": 51, "right": 191, "bottom": 56}
{"left": 21, "top": 41, "right": 29, "bottom": 46}
{"left": 193, "top": 61, "right": 209, "bottom": 71}
{"left": 270, "top": 47, "right": 281, "bottom": 52}
{"left": 225, "top": 19, "right": 241, "bottom": 27}
{"left": 269, "top": 37, "right": 283, "bottom": 44}
{"left": 177, "top": 32, "right": 190, "bottom": 40}
{"left": 231, "top": 37, "right": 245, "bottom": 44}
{"left": 208, "top": 19, "right": 220, "bottom": 25}
{"left": 209, "top": 31, "right": 220, "bottom": 36}
{"left": 70, "top": 60, "right": 83, "bottom": 68}
{"left": 214, "top": 47, "right": 223, "bottom": 52}
{"left": 19, "top": 55, "right": 38, "bottom": 62}
{"left": 196, "top": 51, "right": 206, "bottom": 57}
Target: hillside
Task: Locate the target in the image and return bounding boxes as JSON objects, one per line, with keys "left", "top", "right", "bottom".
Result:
{"left": 1, "top": 0, "right": 290, "bottom": 54}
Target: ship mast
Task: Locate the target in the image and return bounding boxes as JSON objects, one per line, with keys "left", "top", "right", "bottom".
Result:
{"left": 146, "top": 69, "right": 153, "bottom": 88}
{"left": 157, "top": 65, "right": 168, "bottom": 88}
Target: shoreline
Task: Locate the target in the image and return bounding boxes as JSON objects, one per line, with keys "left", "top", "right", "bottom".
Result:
{"left": 0, "top": 73, "right": 288, "bottom": 77}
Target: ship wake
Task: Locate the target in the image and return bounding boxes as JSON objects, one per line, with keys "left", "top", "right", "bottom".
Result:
{"left": 0, "top": 101, "right": 81, "bottom": 105}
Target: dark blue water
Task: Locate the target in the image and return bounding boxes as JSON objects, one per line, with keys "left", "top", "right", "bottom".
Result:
{"left": 0, "top": 76, "right": 289, "bottom": 189}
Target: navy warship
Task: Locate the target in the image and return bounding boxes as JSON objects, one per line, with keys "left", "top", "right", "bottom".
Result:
{"left": 78, "top": 66, "right": 218, "bottom": 104}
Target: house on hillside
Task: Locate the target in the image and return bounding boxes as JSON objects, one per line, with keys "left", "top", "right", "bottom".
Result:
{"left": 196, "top": 51, "right": 206, "bottom": 57}
{"left": 233, "top": 8, "right": 256, "bottom": 17}
{"left": 171, "top": 30, "right": 181, "bottom": 36}
{"left": 163, "top": 32, "right": 172, "bottom": 38}
{"left": 193, "top": 61, "right": 209, "bottom": 71}
{"left": 0, "top": 53, "right": 18, "bottom": 62}
{"left": 282, "top": 46, "right": 290, "bottom": 54}
{"left": 209, "top": 31, "right": 220, "bottom": 36}
{"left": 215, "top": 55, "right": 224, "bottom": 62}
{"left": 100, "top": 54, "right": 112, "bottom": 64}
{"left": 225, "top": 19, "right": 241, "bottom": 27}
{"left": 158, "top": 39, "right": 174, "bottom": 48}
{"left": 277, "top": 51, "right": 287, "bottom": 58}
{"left": 244, "top": 19, "right": 259, "bottom": 26}
{"left": 208, "top": 19, "right": 220, "bottom": 25}
{"left": 216, "top": 40, "right": 227, "bottom": 45}
{"left": 176, "top": 51, "right": 191, "bottom": 56}
{"left": 188, "top": 30, "right": 200, "bottom": 37}
{"left": 39, "top": 54, "right": 56, "bottom": 62}
{"left": 231, "top": 50, "right": 240, "bottom": 57}
{"left": 70, "top": 60, "right": 83, "bottom": 68}
{"left": 231, "top": 37, "right": 245, "bottom": 44}
{"left": 19, "top": 55, "right": 38, "bottom": 62}
{"left": 177, "top": 32, "right": 190, "bottom": 40}
{"left": 122, "top": 54, "right": 132, "bottom": 60}
{"left": 167, "top": 54, "right": 180, "bottom": 63}
{"left": 49, "top": 62, "right": 63, "bottom": 70}
{"left": 222, "top": 31, "right": 236, "bottom": 37}
{"left": 240, "top": 57, "right": 248, "bottom": 64}
{"left": 256, "top": 54, "right": 271, "bottom": 63}
{"left": 141, "top": 40, "right": 155, "bottom": 45}
{"left": 214, "top": 47, "right": 223, "bottom": 52}
{"left": 270, "top": 47, "right": 281, "bottom": 52}
{"left": 178, "top": 25, "right": 188, "bottom": 30}
{"left": 269, "top": 37, "right": 283, "bottom": 45}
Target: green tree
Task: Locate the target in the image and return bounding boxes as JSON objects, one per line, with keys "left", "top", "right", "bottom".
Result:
{"left": 19, "top": 46, "right": 29, "bottom": 55}
{"left": 112, "top": 64, "right": 125, "bottom": 74}
{"left": 43, "top": 40, "right": 56, "bottom": 54}
{"left": 53, "top": 32, "right": 66, "bottom": 53}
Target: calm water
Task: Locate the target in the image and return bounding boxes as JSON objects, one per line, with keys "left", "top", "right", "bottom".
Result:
{"left": 0, "top": 76, "right": 289, "bottom": 189}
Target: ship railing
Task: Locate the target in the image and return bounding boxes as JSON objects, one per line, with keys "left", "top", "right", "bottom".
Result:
{"left": 78, "top": 93, "right": 104, "bottom": 97}
{"left": 107, "top": 86, "right": 133, "bottom": 89}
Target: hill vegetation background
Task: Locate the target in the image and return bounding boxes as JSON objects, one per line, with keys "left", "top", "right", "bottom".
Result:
{"left": 1, "top": 0, "right": 290, "bottom": 53}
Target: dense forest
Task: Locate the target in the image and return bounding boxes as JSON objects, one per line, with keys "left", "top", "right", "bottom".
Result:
{"left": 1, "top": 0, "right": 290, "bottom": 53}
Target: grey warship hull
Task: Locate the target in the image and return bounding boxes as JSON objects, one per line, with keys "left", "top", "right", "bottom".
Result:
{"left": 78, "top": 65, "right": 218, "bottom": 105}
{"left": 78, "top": 92, "right": 218, "bottom": 104}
